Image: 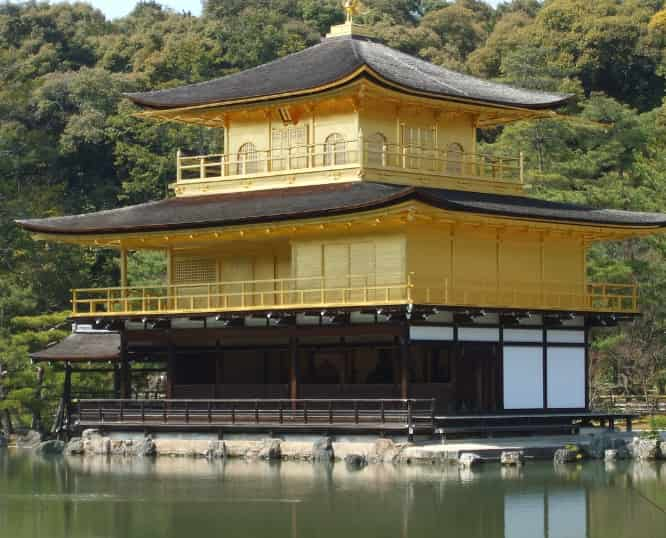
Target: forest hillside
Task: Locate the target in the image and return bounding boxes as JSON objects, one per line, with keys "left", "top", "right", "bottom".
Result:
{"left": 1, "top": 0, "right": 665, "bottom": 429}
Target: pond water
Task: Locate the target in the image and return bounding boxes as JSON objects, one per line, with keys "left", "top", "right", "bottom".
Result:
{"left": 0, "top": 450, "right": 664, "bottom": 538}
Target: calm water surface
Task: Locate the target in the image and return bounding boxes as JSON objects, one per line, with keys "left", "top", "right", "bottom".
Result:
{"left": 0, "top": 450, "right": 664, "bottom": 538}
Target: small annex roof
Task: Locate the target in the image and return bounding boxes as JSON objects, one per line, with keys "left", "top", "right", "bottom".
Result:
{"left": 30, "top": 332, "right": 120, "bottom": 363}
{"left": 125, "top": 35, "right": 569, "bottom": 111}
{"left": 16, "top": 183, "right": 666, "bottom": 236}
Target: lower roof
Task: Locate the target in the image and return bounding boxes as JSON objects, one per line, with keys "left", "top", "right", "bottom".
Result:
{"left": 16, "top": 182, "right": 666, "bottom": 236}
{"left": 30, "top": 332, "right": 120, "bottom": 363}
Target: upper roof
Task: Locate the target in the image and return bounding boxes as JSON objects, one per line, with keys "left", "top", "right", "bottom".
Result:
{"left": 17, "top": 182, "right": 666, "bottom": 235}
{"left": 30, "top": 332, "right": 120, "bottom": 363}
{"left": 126, "top": 35, "right": 570, "bottom": 111}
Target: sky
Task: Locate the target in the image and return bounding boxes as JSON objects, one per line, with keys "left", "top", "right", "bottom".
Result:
{"left": 52, "top": 0, "right": 502, "bottom": 21}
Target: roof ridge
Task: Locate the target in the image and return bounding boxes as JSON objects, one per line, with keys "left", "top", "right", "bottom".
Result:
{"left": 360, "top": 40, "right": 470, "bottom": 97}
{"left": 349, "top": 36, "right": 364, "bottom": 65}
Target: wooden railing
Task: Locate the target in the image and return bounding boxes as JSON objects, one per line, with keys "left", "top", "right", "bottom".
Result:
{"left": 71, "top": 274, "right": 639, "bottom": 316}
{"left": 72, "top": 273, "right": 410, "bottom": 316}
{"left": 412, "top": 279, "right": 639, "bottom": 314}
{"left": 595, "top": 394, "right": 666, "bottom": 414}
{"left": 176, "top": 139, "right": 523, "bottom": 186}
{"left": 73, "top": 398, "right": 436, "bottom": 432}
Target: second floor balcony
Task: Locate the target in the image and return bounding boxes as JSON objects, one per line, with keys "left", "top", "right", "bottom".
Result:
{"left": 174, "top": 138, "right": 525, "bottom": 195}
{"left": 71, "top": 274, "right": 638, "bottom": 319}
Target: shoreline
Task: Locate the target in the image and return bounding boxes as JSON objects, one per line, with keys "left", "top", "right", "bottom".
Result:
{"left": 6, "top": 428, "right": 665, "bottom": 465}
{"left": 48, "top": 428, "right": 666, "bottom": 465}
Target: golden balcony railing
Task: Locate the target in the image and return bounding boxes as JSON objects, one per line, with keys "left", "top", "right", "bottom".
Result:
{"left": 72, "top": 274, "right": 410, "bottom": 317}
{"left": 176, "top": 139, "right": 524, "bottom": 186}
{"left": 71, "top": 274, "right": 638, "bottom": 317}
{"left": 411, "top": 279, "right": 638, "bottom": 314}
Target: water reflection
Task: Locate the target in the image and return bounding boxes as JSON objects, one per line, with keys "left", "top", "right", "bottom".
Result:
{"left": 0, "top": 451, "right": 663, "bottom": 538}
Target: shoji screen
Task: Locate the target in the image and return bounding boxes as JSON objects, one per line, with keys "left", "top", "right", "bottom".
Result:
{"left": 503, "top": 346, "right": 543, "bottom": 409}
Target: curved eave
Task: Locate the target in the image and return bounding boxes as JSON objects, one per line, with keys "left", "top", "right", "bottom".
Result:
{"left": 17, "top": 187, "right": 413, "bottom": 237}
{"left": 130, "top": 68, "right": 571, "bottom": 118}
{"left": 16, "top": 187, "right": 666, "bottom": 244}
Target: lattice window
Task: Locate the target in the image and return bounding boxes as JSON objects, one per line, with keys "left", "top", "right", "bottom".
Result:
{"left": 446, "top": 143, "right": 464, "bottom": 175}
{"left": 271, "top": 125, "right": 308, "bottom": 170}
{"left": 401, "top": 125, "right": 435, "bottom": 150}
{"left": 173, "top": 257, "right": 218, "bottom": 284}
{"left": 400, "top": 125, "right": 436, "bottom": 170}
{"left": 324, "top": 133, "right": 347, "bottom": 165}
{"left": 366, "top": 132, "right": 387, "bottom": 167}
{"left": 237, "top": 142, "right": 260, "bottom": 175}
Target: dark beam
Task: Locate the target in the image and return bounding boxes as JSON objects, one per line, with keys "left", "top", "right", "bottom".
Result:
{"left": 125, "top": 323, "right": 404, "bottom": 346}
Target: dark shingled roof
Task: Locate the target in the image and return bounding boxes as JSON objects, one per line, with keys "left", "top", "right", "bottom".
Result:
{"left": 16, "top": 183, "right": 666, "bottom": 235}
{"left": 126, "top": 35, "right": 569, "bottom": 110}
{"left": 31, "top": 332, "right": 120, "bottom": 363}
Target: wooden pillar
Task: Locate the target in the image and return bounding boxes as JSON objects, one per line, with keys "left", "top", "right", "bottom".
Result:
{"left": 63, "top": 362, "right": 72, "bottom": 430}
{"left": 31, "top": 365, "right": 45, "bottom": 431}
{"left": 113, "top": 364, "right": 121, "bottom": 398}
{"left": 263, "top": 351, "right": 269, "bottom": 385}
{"left": 0, "top": 360, "right": 13, "bottom": 434}
{"left": 119, "top": 331, "right": 131, "bottom": 399}
{"left": 584, "top": 324, "right": 590, "bottom": 411}
{"left": 343, "top": 349, "right": 350, "bottom": 386}
{"left": 119, "top": 247, "right": 128, "bottom": 288}
{"left": 289, "top": 337, "right": 299, "bottom": 401}
{"left": 542, "top": 327, "right": 548, "bottom": 410}
{"left": 166, "top": 333, "right": 176, "bottom": 399}
{"left": 399, "top": 327, "right": 410, "bottom": 400}
{"left": 215, "top": 341, "right": 224, "bottom": 398}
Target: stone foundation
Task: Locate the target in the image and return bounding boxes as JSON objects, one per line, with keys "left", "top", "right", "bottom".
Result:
{"left": 70, "top": 430, "right": 409, "bottom": 463}
{"left": 58, "top": 428, "right": 666, "bottom": 466}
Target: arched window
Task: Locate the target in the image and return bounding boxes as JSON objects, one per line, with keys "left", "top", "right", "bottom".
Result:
{"left": 366, "top": 132, "right": 387, "bottom": 167}
{"left": 446, "top": 143, "right": 464, "bottom": 176}
{"left": 324, "top": 133, "right": 347, "bottom": 166}
{"left": 237, "top": 142, "right": 260, "bottom": 175}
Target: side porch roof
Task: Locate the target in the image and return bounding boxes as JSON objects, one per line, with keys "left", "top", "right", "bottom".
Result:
{"left": 30, "top": 332, "right": 120, "bottom": 363}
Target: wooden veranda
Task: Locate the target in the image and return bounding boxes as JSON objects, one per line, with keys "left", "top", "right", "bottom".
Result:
{"left": 73, "top": 398, "right": 436, "bottom": 435}
{"left": 70, "top": 398, "right": 636, "bottom": 438}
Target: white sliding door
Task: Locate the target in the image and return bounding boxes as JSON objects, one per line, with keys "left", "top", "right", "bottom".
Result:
{"left": 503, "top": 346, "right": 543, "bottom": 409}
{"left": 547, "top": 347, "right": 586, "bottom": 409}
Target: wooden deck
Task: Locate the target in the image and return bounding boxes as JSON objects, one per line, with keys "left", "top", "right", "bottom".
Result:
{"left": 72, "top": 399, "right": 636, "bottom": 437}
{"left": 434, "top": 412, "right": 637, "bottom": 438}
{"left": 73, "top": 398, "right": 436, "bottom": 434}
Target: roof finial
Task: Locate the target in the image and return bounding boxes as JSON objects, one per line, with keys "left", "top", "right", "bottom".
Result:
{"left": 327, "top": 0, "right": 373, "bottom": 39}
{"left": 343, "top": 0, "right": 361, "bottom": 23}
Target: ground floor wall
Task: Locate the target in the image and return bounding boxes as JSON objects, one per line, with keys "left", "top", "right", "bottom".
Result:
{"left": 119, "top": 314, "right": 588, "bottom": 415}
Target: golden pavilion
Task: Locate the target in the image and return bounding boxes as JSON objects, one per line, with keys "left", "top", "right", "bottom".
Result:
{"left": 20, "top": 12, "right": 664, "bottom": 436}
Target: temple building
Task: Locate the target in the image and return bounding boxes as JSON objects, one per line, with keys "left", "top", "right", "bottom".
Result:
{"left": 19, "top": 11, "right": 665, "bottom": 437}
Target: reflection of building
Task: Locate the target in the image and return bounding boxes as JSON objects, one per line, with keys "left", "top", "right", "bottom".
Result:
{"left": 20, "top": 11, "right": 666, "bottom": 436}
{"left": 505, "top": 489, "right": 587, "bottom": 538}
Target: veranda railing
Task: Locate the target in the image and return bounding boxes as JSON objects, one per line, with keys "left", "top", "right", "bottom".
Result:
{"left": 73, "top": 398, "right": 437, "bottom": 432}
{"left": 176, "top": 139, "right": 524, "bottom": 185}
{"left": 71, "top": 274, "right": 639, "bottom": 316}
